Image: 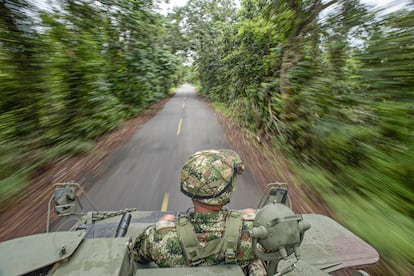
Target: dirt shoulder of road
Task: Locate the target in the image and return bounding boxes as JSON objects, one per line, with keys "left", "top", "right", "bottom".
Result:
{"left": 201, "top": 95, "right": 392, "bottom": 276}
{"left": 0, "top": 90, "right": 387, "bottom": 274}
{"left": 197, "top": 94, "right": 334, "bottom": 216}
{"left": 0, "top": 95, "right": 174, "bottom": 242}
{"left": 0, "top": 91, "right": 332, "bottom": 242}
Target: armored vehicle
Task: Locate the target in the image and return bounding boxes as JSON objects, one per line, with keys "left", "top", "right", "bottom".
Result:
{"left": 0, "top": 182, "right": 379, "bottom": 275}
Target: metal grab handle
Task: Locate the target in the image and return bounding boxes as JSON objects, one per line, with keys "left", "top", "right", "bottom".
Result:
{"left": 114, "top": 213, "right": 132, "bottom": 237}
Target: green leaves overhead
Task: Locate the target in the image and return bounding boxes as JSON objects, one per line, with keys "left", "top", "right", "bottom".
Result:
{"left": 0, "top": 0, "right": 179, "bottom": 201}
{"left": 1, "top": 0, "right": 413, "bottom": 272}
{"left": 174, "top": 0, "right": 413, "bottom": 273}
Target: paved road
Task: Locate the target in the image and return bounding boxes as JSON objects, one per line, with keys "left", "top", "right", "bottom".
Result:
{"left": 86, "top": 84, "right": 262, "bottom": 212}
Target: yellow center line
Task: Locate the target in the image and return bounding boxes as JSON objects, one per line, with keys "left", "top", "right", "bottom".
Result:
{"left": 177, "top": 118, "right": 183, "bottom": 136}
{"left": 182, "top": 102, "right": 185, "bottom": 109}
{"left": 161, "top": 192, "right": 169, "bottom": 211}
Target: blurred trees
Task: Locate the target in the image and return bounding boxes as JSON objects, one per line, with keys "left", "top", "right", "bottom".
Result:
{"left": 173, "top": 0, "right": 413, "bottom": 272}
{"left": 1, "top": 0, "right": 413, "bottom": 272}
{"left": 0, "top": 0, "right": 178, "bottom": 201}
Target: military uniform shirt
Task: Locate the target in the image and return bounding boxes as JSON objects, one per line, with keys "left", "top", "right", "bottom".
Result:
{"left": 133, "top": 210, "right": 262, "bottom": 275}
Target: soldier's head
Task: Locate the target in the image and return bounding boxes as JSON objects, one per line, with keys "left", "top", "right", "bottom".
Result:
{"left": 180, "top": 149, "right": 245, "bottom": 206}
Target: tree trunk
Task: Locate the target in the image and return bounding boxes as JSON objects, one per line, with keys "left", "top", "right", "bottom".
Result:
{"left": 280, "top": 39, "right": 302, "bottom": 97}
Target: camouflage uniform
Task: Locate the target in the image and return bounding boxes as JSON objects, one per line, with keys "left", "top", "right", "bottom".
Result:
{"left": 133, "top": 149, "right": 266, "bottom": 276}
{"left": 180, "top": 149, "right": 245, "bottom": 206}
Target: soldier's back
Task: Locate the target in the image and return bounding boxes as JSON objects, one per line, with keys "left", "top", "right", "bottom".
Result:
{"left": 134, "top": 209, "right": 257, "bottom": 268}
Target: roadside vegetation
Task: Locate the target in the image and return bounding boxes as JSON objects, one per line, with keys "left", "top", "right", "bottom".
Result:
{"left": 0, "top": 0, "right": 412, "bottom": 274}
{"left": 171, "top": 0, "right": 413, "bottom": 274}
{"left": 0, "top": 1, "right": 179, "bottom": 203}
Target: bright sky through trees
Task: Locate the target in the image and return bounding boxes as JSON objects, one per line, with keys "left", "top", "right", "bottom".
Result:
{"left": 1, "top": 0, "right": 412, "bottom": 274}
{"left": 159, "top": 0, "right": 410, "bottom": 14}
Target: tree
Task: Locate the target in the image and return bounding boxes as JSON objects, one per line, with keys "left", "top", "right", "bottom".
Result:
{"left": 0, "top": 0, "right": 179, "bottom": 202}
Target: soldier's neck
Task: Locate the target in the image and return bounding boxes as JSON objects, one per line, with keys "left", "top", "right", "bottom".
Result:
{"left": 193, "top": 200, "right": 224, "bottom": 213}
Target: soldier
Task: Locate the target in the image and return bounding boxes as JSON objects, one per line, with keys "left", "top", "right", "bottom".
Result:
{"left": 133, "top": 149, "right": 266, "bottom": 275}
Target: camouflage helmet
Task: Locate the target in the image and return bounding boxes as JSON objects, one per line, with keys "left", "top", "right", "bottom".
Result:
{"left": 180, "top": 149, "right": 245, "bottom": 205}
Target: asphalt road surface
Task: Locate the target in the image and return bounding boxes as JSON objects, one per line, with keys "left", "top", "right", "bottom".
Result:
{"left": 85, "top": 84, "right": 262, "bottom": 213}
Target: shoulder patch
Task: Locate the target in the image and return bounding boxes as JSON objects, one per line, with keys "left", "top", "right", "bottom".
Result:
{"left": 155, "top": 214, "right": 176, "bottom": 231}
{"left": 241, "top": 208, "right": 256, "bottom": 221}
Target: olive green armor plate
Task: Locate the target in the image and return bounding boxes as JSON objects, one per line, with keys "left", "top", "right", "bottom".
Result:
{"left": 299, "top": 214, "right": 379, "bottom": 272}
{"left": 0, "top": 230, "right": 85, "bottom": 276}
{"left": 0, "top": 211, "right": 379, "bottom": 275}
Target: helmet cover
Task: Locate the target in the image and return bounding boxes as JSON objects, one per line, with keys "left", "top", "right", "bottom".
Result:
{"left": 180, "top": 149, "right": 245, "bottom": 205}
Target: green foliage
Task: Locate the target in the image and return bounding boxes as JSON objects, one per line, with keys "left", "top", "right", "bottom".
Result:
{"left": 176, "top": 0, "right": 413, "bottom": 272}
{"left": 0, "top": 170, "right": 29, "bottom": 203}
{"left": 1, "top": 0, "right": 413, "bottom": 272}
{"left": 0, "top": 0, "right": 179, "bottom": 202}
{"left": 211, "top": 102, "right": 232, "bottom": 117}
{"left": 327, "top": 194, "right": 413, "bottom": 271}
{"left": 45, "top": 140, "right": 94, "bottom": 160}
